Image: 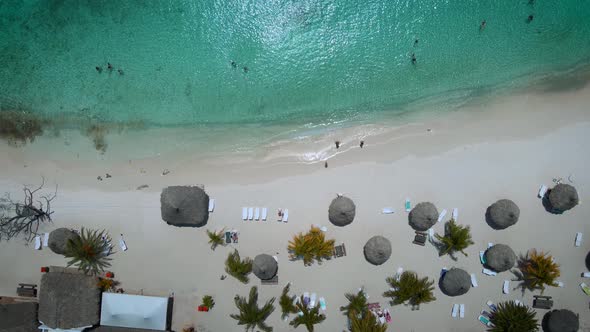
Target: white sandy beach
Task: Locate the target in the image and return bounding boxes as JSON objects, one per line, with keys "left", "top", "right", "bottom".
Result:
{"left": 1, "top": 82, "right": 589, "bottom": 331}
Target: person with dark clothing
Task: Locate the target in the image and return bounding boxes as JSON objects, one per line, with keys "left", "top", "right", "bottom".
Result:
{"left": 95, "top": 66, "right": 102, "bottom": 73}
{"left": 414, "top": 39, "right": 419, "bottom": 46}
{"left": 527, "top": 15, "right": 534, "bottom": 23}
{"left": 360, "top": 140, "right": 364, "bottom": 148}
{"left": 107, "top": 63, "right": 113, "bottom": 71}
{"left": 335, "top": 141, "right": 340, "bottom": 149}
{"left": 480, "top": 20, "right": 486, "bottom": 31}
{"left": 411, "top": 53, "right": 417, "bottom": 65}
{"left": 231, "top": 61, "right": 237, "bottom": 68}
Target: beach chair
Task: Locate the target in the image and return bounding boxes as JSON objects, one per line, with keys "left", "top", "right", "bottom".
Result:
{"left": 261, "top": 208, "right": 268, "bottom": 221}
{"left": 538, "top": 184, "right": 548, "bottom": 198}
{"left": 303, "top": 292, "right": 310, "bottom": 306}
{"left": 452, "top": 208, "right": 458, "bottom": 221}
{"left": 382, "top": 208, "right": 394, "bottom": 214}
{"left": 405, "top": 198, "right": 411, "bottom": 212}
{"left": 556, "top": 281, "right": 564, "bottom": 287}
{"left": 582, "top": 272, "right": 590, "bottom": 278}
{"left": 43, "top": 233, "right": 49, "bottom": 247}
{"left": 242, "top": 207, "right": 248, "bottom": 220}
{"left": 333, "top": 244, "right": 347, "bottom": 258}
{"left": 254, "top": 207, "right": 260, "bottom": 221}
{"left": 16, "top": 283, "right": 37, "bottom": 297}
{"left": 413, "top": 231, "right": 427, "bottom": 246}
{"left": 119, "top": 235, "right": 128, "bottom": 251}
{"left": 428, "top": 229, "right": 434, "bottom": 241}
{"left": 438, "top": 209, "right": 447, "bottom": 222}
{"left": 486, "top": 300, "right": 497, "bottom": 312}
{"left": 282, "top": 209, "right": 289, "bottom": 222}
{"left": 580, "top": 283, "right": 590, "bottom": 296}
{"left": 225, "top": 231, "right": 232, "bottom": 244}
{"left": 478, "top": 315, "right": 493, "bottom": 327}
{"left": 459, "top": 304, "right": 465, "bottom": 318}
{"left": 395, "top": 267, "right": 404, "bottom": 281}
{"left": 208, "top": 199, "right": 215, "bottom": 212}
{"left": 533, "top": 295, "right": 553, "bottom": 309}
{"left": 503, "top": 280, "right": 510, "bottom": 294}
{"left": 513, "top": 300, "right": 521, "bottom": 306}
{"left": 34, "top": 235, "right": 41, "bottom": 250}
{"left": 261, "top": 275, "right": 279, "bottom": 285}
{"left": 482, "top": 268, "right": 497, "bottom": 276}
{"left": 310, "top": 293, "right": 317, "bottom": 308}
{"left": 488, "top": 242, "right": 494, "bottom": 248}
{"left": 479, "top": 251, "right": 487, "bottom": 264}
{"left": 248, "top": 207, "right": 254, "bottom": 220}
{"left": 481, "top": 310, "right": 492, "bottom": 319}
{"left": 319, "top": 297, "right": 326, "bottom": 311}
{"left": 451, "top": 304, "right": 459, "bottom": 318}
{"left": 575, "top": 232, "right": 583, "bottom": 247}
{"left": 440, "top": 267, "right": 448, "bottom": 277}
{"left": 471, "top": 274, "right": 478, "bottom": 287}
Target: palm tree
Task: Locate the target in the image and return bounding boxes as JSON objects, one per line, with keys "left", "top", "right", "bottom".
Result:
{"left": 225, "top": 249, "right": 253, "bottom": 284}
{"left": 383, "top": 271, "right": 436, "bottom": 310}
{"left": 279, "top": 283, "right": 297, "bottom": 320}
{"left": 289, "top": 295, "right": 326, "bottom": 332}
{"left": 230, "top": 286, "right": 275, "bottom": 332}
{"left": 514, "top": 249, "right": 560, "bottom": 294}
{"left": 288, "top": 226, "right": 335, "bottom": 265}
{"left": 488, "top": 301, "right": 538, "bottom": 332}
{"left": 201, "top": 295, "right": 215, "bottom": 310}
{"left": 339, "top": 289, "right": 368, "bottom": 317}
{"left": 434, "top": 219, "right": 474, "bottom": 259}
{"left": 348, "top": 310, "right": 387, "bottom": 332}
{"left": 206, "top": 229, "right": 225, "bottom": 250}
{"left": 64, "top": 228, "right": 112, "bottom": 275}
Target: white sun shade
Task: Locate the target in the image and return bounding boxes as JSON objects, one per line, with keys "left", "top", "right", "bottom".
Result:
{"left": 100, "top": 293, "right": 168, "bottom": 330}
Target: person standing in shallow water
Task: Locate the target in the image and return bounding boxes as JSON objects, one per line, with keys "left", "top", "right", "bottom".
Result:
{"left": 480, "top": 20, "right": 486, "bottom": 31}
{"left": 411, "top": 53, "right": 417, "bottom": 65}
{"left": 527, "top": 15, "right": 534, "bottom": 23}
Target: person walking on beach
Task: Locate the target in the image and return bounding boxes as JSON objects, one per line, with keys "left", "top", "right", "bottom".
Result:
{"left": 324, "top": 161, "right": 328, "bottom": 168}
{"left": 360, "top": 140, "right": 364, "bottom": 148}
{"left": 335, "top": 141, "right": 340, "bottom": 149}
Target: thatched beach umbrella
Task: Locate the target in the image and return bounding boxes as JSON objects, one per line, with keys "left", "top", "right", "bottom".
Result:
{"left": 547, "top": 184, "right": 579, "bottom": 213}
{"left": 160, "top": 186, "right": 209, "bottom": 227}
{"left": 328, "top": 196, "right": 356, "bottom": 227}
{"left": 484, "top": 244, "right": 516, "bottom": 272}
{"left": 486, "top": 199, "right": 520, "bottom": 230}
{"left": 252, "top": 254, "right": 278, "bottom": 280}
{"left": 409, "top": 202, "right": 438, "bottom": 231}
{"left": 48, "top": 228, "right": 80, "bottom": 255}
{"left": 543, "top": 309, "right": 579, "bottom": 332}
{"left": 439, "top": 268, "right": 471, "bottom": 296}
{"left": 363, "top": 236, "right": 392, "bottom": 265}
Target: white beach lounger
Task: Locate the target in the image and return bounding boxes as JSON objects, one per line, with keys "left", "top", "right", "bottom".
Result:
{"left": 395, "top": 267, "right": 404, "bottom": 281}
{"left": 208, "top": 199, "right": 215, "bottom": 212}
{"left": 303, "top": 292, "right": 309, "bottom": 303}
{"left": 538, "top": 184, "right": 548, "bottom": 198}
{"left": 488, "top": 242, "right": 494, "bottom": 248}
{"left": 310, "top": 293, "right": 317, "bottom": 308}
{"left": 486, "top": 300, "right": 497, "bottom": 312}
{"left": 405, "top": 198, "right": 411, "bottom": 212}
{"left": 556, "top": 281, "right": 564, "bottom": 287}
{"left": 282, "top": 209, "right": 289, "bottom": 222}
{"left": 242, "top": 207, "right": 248, "bottom": 220}
{"left": 273, "top": 255, "right": 278, "bottom": 262}
{"left": 483, "top": 268, "right": 497, "bottom": 276}
{"left": 480, "top": 251, "right": 486, "bottom": 264}
{"left": 319, "top": 297, "right": 326, "bottom": 311}
{"left": 261, "top": 208, "right": 268, "bottom": 221}
{"left": 428, "top": 228, "right": 434, "bottom": 241}
{"left": 459, "top": 304, "right": 465, "bottom": 318}
{"left": 471, "top": 274, "right": 478, "bottom": 287}
{"left": 514, "top": 300, "right": 521, "bottom": 306}
{"left": 575, "top": 232, "right": 583, "bottom": 247}
{"left": 582, "top": 272, "right": 590, "bottom": 278}
{"left": 438, "top": 209, "right": 447, "bottom": 222}
{"left": 43, "top": 233, "right": 49, "bottom": 247}
{"left": 254, "top": 207, "right": 260, "bottom": 220}
{"left": 34, "top": 235, "right": 41, "bottom": 250}
{"left": 452, "top": 208, "right": 458, "bottom": 221}
{"left": 441, "top": 267, "right": 448, "bottom": 277}
{"left": 503, "top": 280, "right": 510, "bottom": 294}
{"left": 451, "top": 304, "right": 459, "bottom": 318}
{"left": 382, "top": 208, "right": 394, "bottom": 214}
{"left": 248, "top": 207, "right": 254, "bottom": 220}
{"left": 119, "top": 235, "right": 128, "bottom": 251}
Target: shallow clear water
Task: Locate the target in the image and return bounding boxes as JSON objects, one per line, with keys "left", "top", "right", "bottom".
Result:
{"left": 1, "top": 0, "right": 590, "bottom": 129}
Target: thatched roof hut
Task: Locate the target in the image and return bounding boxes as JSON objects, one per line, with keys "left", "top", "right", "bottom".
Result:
{"left": 484, "top": 244, "right": 516, "bottom": 272}
{"left": 160, "top": 186, "right": 209, "bottom": 227}
{"left": 328, "top": 196, "right": 356, "bottom": 227}
{"left": 486, "top": 199, "right": 520, "bottom": 230}
{"left": 252, "top": 254, "right": 278, "bottom": 280}
{"left": 439, "top": 268, "right": 471, "bottom": 296}
{"left": 48, "top": 228, "right": 80, "bottom": 255}
{"left": 543, "top": 309, "right": 579, "bottom": 332}
{"left": 38, "top": 267, "right": 101, "bottom": 329}
{"left": 409, "top": 202, "right": 438, "bottom": 231}
{"left": 0, "top": 302, "right": 39, "bottom": 332}
{"left": 363, "top": 236, "right": 392, "bottom": 265}
{"left": 547, "top": 184, "right": 579, "bottom": 213}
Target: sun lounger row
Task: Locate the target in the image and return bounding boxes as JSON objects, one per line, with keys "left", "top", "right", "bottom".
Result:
{"left": 241, "top": 207, "right": 270, "bottom": 221}
{"left": 299, "top": 293, "right": 326, "bottom": 310}
{"left": 451, "top": 304, "right": 465, "bottom": 319}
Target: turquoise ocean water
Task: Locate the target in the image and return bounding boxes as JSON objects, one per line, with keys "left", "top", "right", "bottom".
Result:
{"left": 1, "top": 0, "right": 590, "bottom": 149}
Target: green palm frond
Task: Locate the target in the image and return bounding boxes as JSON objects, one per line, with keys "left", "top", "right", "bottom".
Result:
{"left": 434, "top": 219, "right": 474, "bottom": 258}
{"left": 289, "top": 295, "right": 326, "bottom": 332}
{"left": 515, "top": 249, "right": 560, "bottom": 294}
{"left": 207, "top": 229, "right": 225, "bottom": 250}
{"left": 64, "top": 228, "right": 112, "bottom": 275}
{"left": 488, "top": 301, "right": 538, "bottom": 332}
{"left": 383, "top": 271, "right": 436, "bottom": 310}
{"left": 225, "top": 249, "right": 253, "bottom": 284}
{"left": 288, "top": 226, "right": 335, "bottom": 266}
{"left": 339, "top": 290, "right": 368, "bottom": 317}
{"left": 349, "top": 309, "right": 388, "bottom": 332}
{"left": 279, "top": 283, "right": 297, "bottom": 319}
{"left": 230, "top": 286, "right": 275, "bottom": 332}
{"left": 201, "top": 295, "right": 215, "bottom": 310}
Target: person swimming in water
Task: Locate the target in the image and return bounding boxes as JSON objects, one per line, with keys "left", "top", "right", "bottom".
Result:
{"left": 414, "top": 39, "right": 418, "bottom": 46}
{"left": 107, "top": 63, "right": 113, "bottom": 71}
{"left": 527, "top": 15, "right": 534, "bottom": 23}
{"left": 411, "top": 53, "right": 417, "bottom": 65}
{"left": 95, "top": 66, "right": 102, "bottom": 73}
{"left": 117, "top": 69, "right": 124, "bottom": 75}
{"left": 231, "top": 61, "right": 237, "bottom": 68}
{"left": 243, "top": 66, "right": 249, "bottom": 73}
{"left": 480, "top": 20, "right": 486, "bottom": 31}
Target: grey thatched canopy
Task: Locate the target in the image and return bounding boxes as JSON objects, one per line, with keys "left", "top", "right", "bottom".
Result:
{"left": 48, "top": 228, "right": 80, "bottom": 255}
{"left": 160, "top": 186, "right": 209, "bottom": 227}
{"left": 0, "top": 302, "right": 38, "bottom": 332}
{"left": 544, "top": 309, "right": 579, "bottom": 332}
{"left": 252, "top": 254, "right": 278, "bottom": 280}
{"left": 409, "top": 202, "right": 438, "bottom": 231}
{"left": 38, "top": 267, "right": 101, "bottom": 329}
{"left": 439, "top": 268, "right": 471, "bottom": 296}
{"left": 486, "top": 199, "right": 520, "bottom": 230}
{"left": 484, "top": 244, "right": 516, "bottom": 272}
{"left": 363, "top": 236, "right": 392, "bottom": 265}
{"left": 328, "top": 196, "right": 356, "bottom": 227}
{"left": 547, "top": 184, "right": 579, "bottom": 213}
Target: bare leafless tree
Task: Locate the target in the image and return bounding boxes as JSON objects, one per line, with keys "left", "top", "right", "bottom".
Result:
{"left": 0, "top": 177, "right": 56, "bottom": 242}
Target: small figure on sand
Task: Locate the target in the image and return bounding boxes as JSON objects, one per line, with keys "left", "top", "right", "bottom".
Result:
{"left": 527, "top": 15, "right": 534, "bottom": 23}
{"left": 324, "top": 161, "right": 328, "bottom": 168}
{"left": 107, "top": 63, "right": 113, "bottom": 71}
{"left": 278, "top": 209, "right": 283, "bottom": 218}
{"left": 95, "top": 66, "right": 102, "bottom": 73}
{"left": 411, "top": 53, "right": 417, "bottom": 65}
{"left": 480, "top": 20, "right": 486, "bottom": 31}
{"left": 220, "top": 275, "right": 227, "bottom": 280}
{"left": 243, "top": 66, "right": 249, "bottom": 73}
{"left": 117, "top": 69, "right": 124, "bottom": 75}
{"left": 360, "top": 140, "right": 364, "bottom": 148}
{"left": 106, "top": 173, "right": 112, "bottom": 178}
{"left": 231, "top": 61, "right": 237, "bottom": 68}
{"left": 97, "top": 176, "right": 103, "bottom": 181}
{"left": 335, "top": 141, "right": 340, "bottom": 149}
